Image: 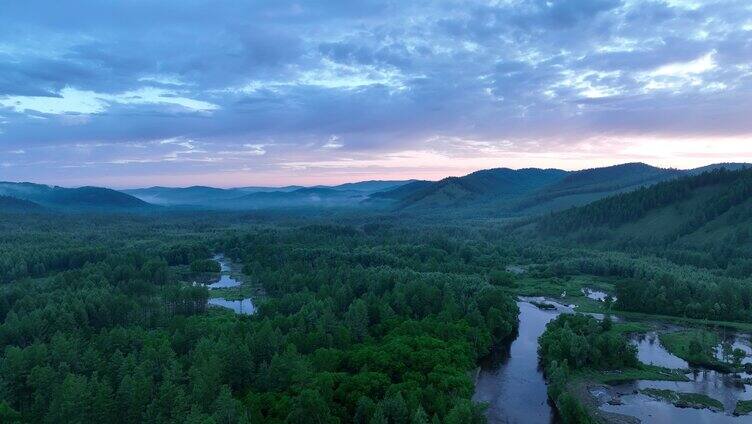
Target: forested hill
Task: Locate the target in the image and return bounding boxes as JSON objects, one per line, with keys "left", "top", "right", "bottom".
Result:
{"left": 380, "top": 168, "right": 568, "bottom": 210}
{"left": 533, "top": 167, "right": 752, "bottom": 249}
{"left": 0, "top": 195, "right": 44, "bottom": 212}
{"left": 371, "top": 163, "right": 687, "bottom": 215}
{"left": 513, "top": 162, "right": 683, "bottom": 213}
{"left": 0, "top": 182, "right": 150, "bottom": 210}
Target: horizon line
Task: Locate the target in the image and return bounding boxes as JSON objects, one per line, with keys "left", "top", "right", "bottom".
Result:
{"left": 2, "top": 160, "right": 749, "bottom": 190}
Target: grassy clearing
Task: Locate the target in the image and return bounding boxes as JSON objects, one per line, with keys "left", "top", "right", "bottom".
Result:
{"left": 514, "top": 274, "right": 752, "bottom": 332}
{"left": 514, "top": 275, "right": 618, "bottom": 298}
{"left": 606, "top": 310, "right": 752, "bottom": 333}
{"left": 640, "top": 388, "right": 723, "bottom": 411}
{"left": 659, "top": 330, "right": 733, "bottom": 372}
{"left": 576, "top": 364, "right": 689, "bottom": 384}
{"left": 735, "top": 400, "right": 752, "bottom": 416}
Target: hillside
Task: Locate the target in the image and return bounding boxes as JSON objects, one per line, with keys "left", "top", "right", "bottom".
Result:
{"left": 0, "top": 195, "right": 44, "bottom": 212}
{"left": 370, "top": 163, "right": 688, "bottom": 215}
{"left": 123, "top": 186, "right": 243, "bottom": 205}
{"left": 229, "top": 187, "right": 365, "bottom": 209}
{"left": 0, "top": 182, "right": 150, "bottom": 210}
{"left": 373, "top": 168, "right": 567, "bottom": 210}
{"left": 330, "top": 180, "right": 414, "bottom": 192}
{"left": 532, "top": 168, "right": 752, "bottom": 249}
{"left": 511, "top": 163, "right": 684, "bottom": 213}
{"left": 124, "top": 181, "right": 411, "bottom": 207}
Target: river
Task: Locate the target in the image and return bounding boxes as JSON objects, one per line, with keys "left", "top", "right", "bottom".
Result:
{"left": 474, "top": 298, "right": 752, "bottom": 423}
{"left": 472, "top": 300, "right": 564, "bottom": 424}
{"left": 205, "top": 254, "right": 256, "bottom": 315}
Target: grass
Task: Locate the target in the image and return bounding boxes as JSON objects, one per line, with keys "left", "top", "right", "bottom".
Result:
{"left": 603, "top": 310, "right": 752, "bottom": 333}
{"left": 529, "top": 300, "right": 557, "bottom": 310}
{"left": 576, "top": 364, "right": 689, "bottom": 384}
{"left": 607, "top": 322, "right": 650, "bottom": 335}
{"left": 513, "top": 274, "right": 619, "bottom": 299}
{"left": 640, "top": 388, "right": 723, "bottom": 411}
{"left": 513, "top": 273, "right": 752, "bottom": 332}
{"left": 735, "top": 400, "right": 752, "bottom": 416}
{"left": 659, "top": 330, "right": 734, "bottom": 372}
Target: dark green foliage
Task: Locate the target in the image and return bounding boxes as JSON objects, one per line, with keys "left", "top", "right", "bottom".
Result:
{"left": 539, "top": 314, "right": 638, "bottom": 371}
{"left": 525, "top": 162, "right": 681, "bottom": 209}
{"left": 488, "top": 270, "right": 516, "bottom": 288}
{"left": 539, "top": 168, "right": 752, "bottom": 236}
{"left": 0, "top": 195, "right": 44, "bottom": 212}
{"left": 615, "top": 273, "right": 752, "bottom": 322}
{"left": 190, "top": 259, "right": 221, "bottom": 273}
{"left": 387, "top": 168, "right": 567, "bottom": 210}
{"left": 538, "top": 314, "right": 638, "bottom": 424}
{"left": 0, "top": 213, "right": 519, "bottom": 423}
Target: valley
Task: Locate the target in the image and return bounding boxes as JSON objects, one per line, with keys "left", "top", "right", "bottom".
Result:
{"left": 1, "top": 165, "right": 752, "bottom": 423}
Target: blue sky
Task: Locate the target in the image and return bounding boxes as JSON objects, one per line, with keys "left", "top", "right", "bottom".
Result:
{"left": 1, "top": 0, "right": 751, "bottom": 187}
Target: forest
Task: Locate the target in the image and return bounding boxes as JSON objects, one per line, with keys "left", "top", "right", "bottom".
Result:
{"left": 538, "top": 315, "right": 638, "bottom": 424}
{"left": 2, "top": 169, "right": 752, "bottom": 423}
{"left": 0, "top": 213, "right": 520, "bottom": 423}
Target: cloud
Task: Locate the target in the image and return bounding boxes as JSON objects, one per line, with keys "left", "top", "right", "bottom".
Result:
{"left": 1, "top": 0, "right": 751, "bottom": 186}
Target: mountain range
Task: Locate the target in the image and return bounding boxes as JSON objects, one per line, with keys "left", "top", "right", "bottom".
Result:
{"left": 121, "top": 180, "right": 416, "bottom": 209}
{"left": 366, "top": 162, "right": 745, "bottom": 216}
{"left": 1, "top": 163, "right": 748, "bottom": 214}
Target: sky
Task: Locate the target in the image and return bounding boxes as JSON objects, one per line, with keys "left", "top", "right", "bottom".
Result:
{"left": 1, "top": 0, "right": 752, "bottom": 188}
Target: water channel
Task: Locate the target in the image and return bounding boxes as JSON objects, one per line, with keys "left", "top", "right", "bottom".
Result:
{"left": 205, "top": 254, "right": 256, "bottom": 315}
{"left": 473, "top": 297, "right": 752, "bottom": 423}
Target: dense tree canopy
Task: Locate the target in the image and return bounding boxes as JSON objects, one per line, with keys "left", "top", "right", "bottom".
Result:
{"left": 0, "top": 213, "right": 519, "bottom": 423}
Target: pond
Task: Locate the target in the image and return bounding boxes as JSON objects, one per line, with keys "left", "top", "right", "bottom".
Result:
{"left": 600, "top": 393, "right": 750, "bottom": 424}
{"left": 600, "top": 332, "right": 752, "bottom": 422}
{"left": 208, "top": 297, "right": 255, "bottom": 315}
{"left": 206, "top": 254, "right": 241, "bottom": 289}
{"left": 631, "top": 331, "right": 689, "bottom": 369}
{"left": 581, "top": 287, "right": 616, "bottom": 303}
{"left": 205, "top": 254, "right": 256, "bottom": 316}
{"left": 714, "top": 335, "right": 752, "bottom": 365}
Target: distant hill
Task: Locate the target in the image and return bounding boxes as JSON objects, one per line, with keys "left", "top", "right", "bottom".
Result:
{"left": 123, "top": 180, "right": 413, "bottom": 208}
{"left": 229, "top": 187, "right": 365, "bottom": 209}
{"left": 7, "top": 163, "right": 747, "bottom": 213}
{"left": 0, "top": 195, "right": 44, "bottom": 212}
{"left": 685, "top": 162, "right": 750, "bottom": 175}
{"left": 367, "top": 163, "right": 689, "bottom": 215}
{"left": 233, "top": 186, "right": 303, "bottom": 193}
{"left": 388, "top": 168, "right": 568, "bottom": 210}
{"left": 366, "top": 180, "right": 433, "bottom": 201}
{"left": 123, "top": 186, "right": 243, "bottom": 205}
{"left": 531, "top": 167, "right": 752, "bottom": 247}
{"left": 330, "top": 180, "right": 415, "bottom": 192}
{"left": 512, "top": 163, "right": 684, "bottom": 214}
{"left": 0, "top": 182, "right": 150, "bottom": 210}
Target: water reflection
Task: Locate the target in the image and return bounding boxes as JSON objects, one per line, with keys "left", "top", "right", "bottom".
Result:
{"left": 474, "top": 297, "right": 752, "bottom": 424}
{"left": 581, "top": 288, "right": 616, "bottom": 303}
{"left": 204, "top": 254, "right": 257, "bottom": 316}
{"left": 631, "top": 331, "right": 689, "bottom": 369}
{"left": 714, "top": 335, "right": 752, "bottom": 365}
{"left": 473, "top": 301, "right": 562, "bottom": 424}
{"left": 601, "top": 393, "right": 750, "bottom": 423}
{"left": 208, "top": 297, "right": 255, "bottom": 315}
{"left": 206, "top": 254, "right": 241, "bottom": 289}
